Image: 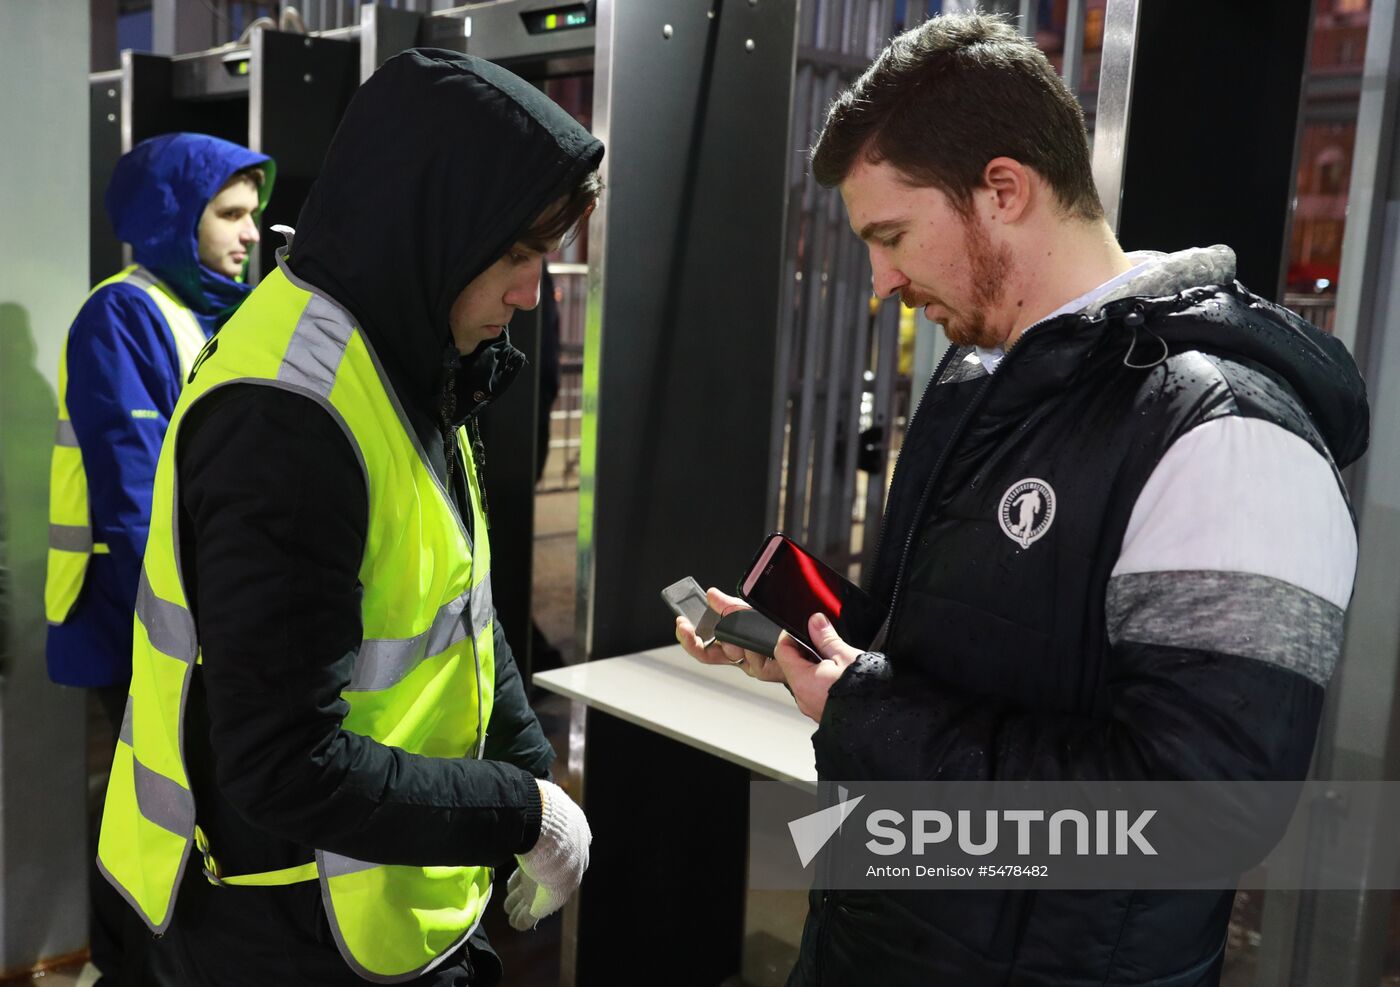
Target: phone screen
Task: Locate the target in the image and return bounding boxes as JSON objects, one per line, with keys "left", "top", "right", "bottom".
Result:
{"left": 739, "top": 534, "right": 884, "bottom": 652}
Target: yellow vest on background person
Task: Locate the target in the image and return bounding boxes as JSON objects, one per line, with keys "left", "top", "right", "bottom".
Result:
{"left": 97, "top": 248, "right": 498, "bottom": 983}
{"left": 44, "top": 265, "right": 208, "bottom": 625}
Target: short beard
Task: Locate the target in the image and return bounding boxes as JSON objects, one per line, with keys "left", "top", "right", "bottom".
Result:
{"left": 942, "top": 213, "right": 1012, "bottom": 349}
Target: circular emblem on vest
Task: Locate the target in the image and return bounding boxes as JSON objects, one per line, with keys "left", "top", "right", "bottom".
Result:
{"left": 998, "top": 477, "right": 1056, "bottom": 549}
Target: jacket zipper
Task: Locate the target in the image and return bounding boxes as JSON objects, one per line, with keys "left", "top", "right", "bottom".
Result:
{"left": 458, "top": 406, "right": 505, "bottom": 762}
{"left": 877, "top": 307, "right": 1100, "bottom": 644}
{"left": 814, "top": 890, "right": 830, "bottom": 986}
{"left": 469, "top": 415, "right": 491, "bottom": 531}
{"left": 815, "top": 347, "right": 968, "bottom": 975}
{"left": 456, "top": 343, "right": 525, "bottom": 534}
{"left": 878, "top": 349, "right": 1013, "bottom": 647}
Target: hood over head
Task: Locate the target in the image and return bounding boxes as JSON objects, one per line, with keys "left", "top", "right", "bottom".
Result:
{"left": 106, "top": 132, "right": 274, "bottom": 321}
{"left": 288, "top": 48, "right": 604, "bottom": 421}
{"left": 1094, "top": 245, "right": 1369, "bottom": 468}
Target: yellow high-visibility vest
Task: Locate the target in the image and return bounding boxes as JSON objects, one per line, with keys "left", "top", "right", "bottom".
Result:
{"left": 97, "top": 248, "right": 497, "bottom": 983}
{"left": 45, "top": 266, "right": 207, "bottom": 624}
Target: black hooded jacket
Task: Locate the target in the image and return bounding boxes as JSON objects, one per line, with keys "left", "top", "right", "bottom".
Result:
{"left": 790, "top": 248, "right": 1369, "bottom": 987}
{"left": 155, "top": 50, "right": 603, "bottom": 986}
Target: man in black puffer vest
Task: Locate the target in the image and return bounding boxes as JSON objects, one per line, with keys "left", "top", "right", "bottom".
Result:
{"left": 677, "top": 12, "right": 1368, "bottom": 986}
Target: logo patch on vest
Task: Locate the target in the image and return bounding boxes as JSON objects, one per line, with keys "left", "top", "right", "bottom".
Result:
{"left": 998, "top": 478, "right": 1056, "bottom": 549}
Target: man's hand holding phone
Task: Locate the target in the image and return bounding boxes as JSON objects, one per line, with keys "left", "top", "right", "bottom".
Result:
{"left": 781, "top": 610, "right": 864, "bottom": 722}
{"left": 673, "top": 587, "right": 866, "bottom": 722}
{"left": 672, "top": 534, "right": 882, "bottom": 720}
{"left": 674, "top": 587, "right": 789, "bottom": 684}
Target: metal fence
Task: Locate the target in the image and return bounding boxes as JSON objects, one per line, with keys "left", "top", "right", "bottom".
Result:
{"left": 532, "top": 4, "right": 902, "bottom": 531}
{"left": 772, "top": 0, "right": 905, "bottom": 578}
{"left": 541, "top": 263, "right": 588, "bottom": 493}
{"left": 1283, "top": 293, "right": 1338, "bottom": 333}
{"left": 270, "top": 0, "right": 450, "bottom": 35}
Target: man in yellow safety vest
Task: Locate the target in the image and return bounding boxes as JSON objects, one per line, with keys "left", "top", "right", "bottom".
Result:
{"left": 97, "top": 50, "right": 603, "bottom": 985}
{"left": 45, "top": 131, "right": 271, "bottom": 986}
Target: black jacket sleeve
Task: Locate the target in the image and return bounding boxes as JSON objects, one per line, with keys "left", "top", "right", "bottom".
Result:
{"left": 812, "top": 641, "right": 1323, "bottom": 871}
{"left": 814, "top": 643, "right": 1323, "bottom": 785}
{"left": 483, "top": 619, "right": 554, "bottom": 779}
{"left": 179, "top": 384, "right": 542, "bottom": 868}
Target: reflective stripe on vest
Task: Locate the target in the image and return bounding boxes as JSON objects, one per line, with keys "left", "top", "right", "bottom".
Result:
{"left": 97, "top": 248, "right": 496, "bottom": 982}
{"left": 44, "top": 266, "right": 207, "bottom": 625}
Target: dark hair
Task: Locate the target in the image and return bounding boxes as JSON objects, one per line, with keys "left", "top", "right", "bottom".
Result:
{"left": 224, "top": 165, "right": 267, "bottom": 191}
{"left": 811, "top": 12, "right": 1102, "bottom": 221}
{"left": 521, "top": 169, "right": 604, "bottom": 251}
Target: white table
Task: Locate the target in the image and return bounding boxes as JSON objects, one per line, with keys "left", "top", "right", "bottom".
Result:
{"left": 532, "top": 644, "right": 818, "bottom": 791}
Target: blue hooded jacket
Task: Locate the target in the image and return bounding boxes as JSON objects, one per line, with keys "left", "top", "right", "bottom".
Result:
{"left": 47, "top": 134, "right": 273, "bottom": 688}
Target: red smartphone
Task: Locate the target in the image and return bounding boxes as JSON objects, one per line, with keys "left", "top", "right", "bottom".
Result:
{"left": 737, "top": 532, "right": 884, "bottom": 655}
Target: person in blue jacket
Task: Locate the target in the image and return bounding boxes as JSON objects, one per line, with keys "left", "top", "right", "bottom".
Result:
{"left": 44, "top": 131, "right": 272, "bottom": 985}
{"left": 47, "top": 133, "right": 273, "bottom": 696}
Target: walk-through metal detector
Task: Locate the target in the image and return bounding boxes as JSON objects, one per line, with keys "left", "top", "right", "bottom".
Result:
{"left": 90, "top": 6, "right": 794, "bottom": 982}
{"left": 424, "top": 2, "right": 600, "bottom": 692}
{"left": 87, "top": 2, "right": 562, "bottom": 282}
{"left": 373, "top": 10, "right": 796, "bottom": 985}
{"left": 88, "top": 32, "right": 360, "bottom": 285}
{"left": 322, "top": 5, "right": 797, "bottom": 984}
{"left": 434, "top": 4, "right": 797, "bottom": 983}
{"left": 570, "top": 1, "right": 797, "bottom": 982}
{"left": 88, "top": 3, "right": 600, "bottom": 687}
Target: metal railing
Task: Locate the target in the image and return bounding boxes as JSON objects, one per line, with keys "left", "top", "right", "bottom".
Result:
{"left": 772, "top": 0, "right": 904, "bottom": 579}
{"left": 1282, "top": 293, "right": 1338, "bottom": 333}
{"left": 540, "top": 262, "right": 588, "bottom": 492}
{"left": 277, "top": 0, "right": 445, "bottom": 35}
{"left": 770, "top": 0, "right": 1111, "bottom": 581}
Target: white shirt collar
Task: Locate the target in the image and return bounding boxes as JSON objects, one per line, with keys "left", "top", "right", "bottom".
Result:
{"left": 975, "top": 258, "right": 1157, "bottom": 375}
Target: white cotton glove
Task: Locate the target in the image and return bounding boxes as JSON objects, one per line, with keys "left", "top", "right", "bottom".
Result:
{"left": 504, "top": 779, "right": 591, "bottom": 931}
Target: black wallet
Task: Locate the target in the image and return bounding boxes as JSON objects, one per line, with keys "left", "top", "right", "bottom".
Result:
{"left": 661, "top": 576, "right": 783, "bottom": 657}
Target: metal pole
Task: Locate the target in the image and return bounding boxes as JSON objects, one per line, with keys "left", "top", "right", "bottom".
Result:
{"left": 768, "top": 52, "right": 816, "bottom": 531}
{"left": 860, "top": 295, "right": 898, "bottom": 573}
{"left": 1062, "top": 0, "right": 1084, "bottom": 96}
{"left": 1270, "top": 3, "right": 1400, "bottom": 985}
{"left": 1089, "top": 0, "right": 1142, "bottom": 234}
{"left": 1330, "top": 2, "right": 1400, "bottom": 359}
{"left": 837, "top": 230, "right": 873, "bottom": 565}
{"left": 811, "top": 191, "right": 855, "bottom": 555}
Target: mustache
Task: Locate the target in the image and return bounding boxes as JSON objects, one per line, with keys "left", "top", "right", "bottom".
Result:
{"left": 900, "top": 289, "right": 938, "bottom": 309}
